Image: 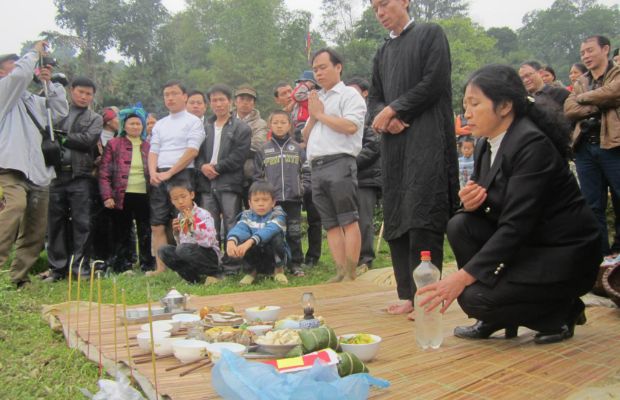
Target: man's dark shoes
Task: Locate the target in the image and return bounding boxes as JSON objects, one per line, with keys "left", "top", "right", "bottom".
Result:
{"left": 454, "top": 320, "right": 518, "bottom": 339}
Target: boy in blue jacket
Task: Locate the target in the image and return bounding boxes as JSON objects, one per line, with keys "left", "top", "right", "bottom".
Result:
{"left": 226, "top": 181, "right": 289, "bottom": 285}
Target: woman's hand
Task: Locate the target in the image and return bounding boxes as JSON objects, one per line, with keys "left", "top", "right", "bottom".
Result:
{"left": 103, "top": 198, "right": 115, "bottom": 209}
{"left": 417, "top": 269, "right": 476, "bottom": 314}
{"left": 459, "top": 181, "right": 487, "bottom": 212}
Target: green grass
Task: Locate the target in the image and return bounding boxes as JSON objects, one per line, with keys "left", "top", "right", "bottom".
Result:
{"left": 0, "top": 234, "right": 454, "bottom": 399}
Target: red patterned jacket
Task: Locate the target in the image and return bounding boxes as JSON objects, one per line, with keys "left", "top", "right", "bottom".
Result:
{"left": 99, "top": 136, "right": 150, "bottom": 210}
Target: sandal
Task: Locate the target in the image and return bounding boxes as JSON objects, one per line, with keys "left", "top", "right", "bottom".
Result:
{"left": 239, "top": 274, "right": 255, "bottom": 285}
{"left": 273, "top": 273, "right": 289, "bottom": 284}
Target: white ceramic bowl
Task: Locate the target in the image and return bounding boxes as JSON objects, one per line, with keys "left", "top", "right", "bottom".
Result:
{"left": 136, "top": 331, "right": 171, "bottom": 351}
{"left": 140, "top": 321, "right": 173, "bottom": 333}
{"left": 171, "top": 313, "right": 201, "bottom": 328}
{"left": 205, "top": 342, "right": 246, "bottom": 363}
{"left": 172, "top": 339, "right": 209, "bottom": 363}
{"left": 338, "top": 334, "right": 382, "bottom": 362}
{"left": 158, "top": 319, "right": 182, "bottom": 334}
{"left": 153, "top": 337, "right": 183, "bottom": 356}
{"left": 245, "top": 325, "right": 273, "bottom": 336}
{"left": 245, "top": 306, "right": 281, "bottom": 322}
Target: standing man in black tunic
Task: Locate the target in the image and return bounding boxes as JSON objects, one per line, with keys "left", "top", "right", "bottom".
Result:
{"left": 368, "top": 0, "right": 459, "bottom": 319}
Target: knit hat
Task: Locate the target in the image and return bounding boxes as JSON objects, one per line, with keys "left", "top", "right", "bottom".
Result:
{"left": 101, "top": 107, "right": 117, "bottom": 124}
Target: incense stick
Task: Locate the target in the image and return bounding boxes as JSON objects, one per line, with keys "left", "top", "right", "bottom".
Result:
{"left": 66, "top": 254, "right": 74, "bottom": 346}
{"left": 97, "top": 271, "right": 103, "bottom": 377}
{"left": 113, "top": 278, "right": 118, "bottom": 364}
{"left": 121, "top": 289, "right": 134, "bottom": 381}
{"left": 86, "top": 262, "right": 95, "bottom": 359}
{"left": 146, "top": 283, "right": 159, "bottom": 399}
{"left": 75, "top": 257, "right": 84, "bottom": 338}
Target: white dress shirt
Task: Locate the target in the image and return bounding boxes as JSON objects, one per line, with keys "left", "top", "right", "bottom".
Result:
{"left": 306, "top": 81, "right": 366, "bottom": 161}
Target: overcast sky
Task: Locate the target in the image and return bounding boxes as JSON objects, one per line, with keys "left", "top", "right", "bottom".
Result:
{"left": 2, "top": 0, "right": 619, "bottom": 55}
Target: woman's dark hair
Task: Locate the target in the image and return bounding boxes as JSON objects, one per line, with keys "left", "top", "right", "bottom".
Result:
{"left": 465, "top": 64, "right": 570, "bottom": 159}
{"left": 572, "top": 63, "right": 588, "bottom": 74}
{"left": 541, "top": 65, "right": 557, "bottom": 80}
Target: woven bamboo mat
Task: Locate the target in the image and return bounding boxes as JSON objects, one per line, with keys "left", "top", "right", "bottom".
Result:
{"left": 48, "top": 270, "right": 620, "bottom": 400}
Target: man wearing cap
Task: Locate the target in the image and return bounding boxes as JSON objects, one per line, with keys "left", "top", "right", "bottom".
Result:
{"left": 234, "top": 84, "right": 268, "bottom": 206}
{"left": 0, "top": 42, "right": 69, "bottom": 288}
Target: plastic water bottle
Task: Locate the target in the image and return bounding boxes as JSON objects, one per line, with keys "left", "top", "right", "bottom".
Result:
{"left": 413, "top": 251, "right": 443, "bottom": 349}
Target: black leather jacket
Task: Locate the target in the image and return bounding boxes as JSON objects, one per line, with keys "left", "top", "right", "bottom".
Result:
{"left": 57, "top": 105, "right": 103, "bottom": 179}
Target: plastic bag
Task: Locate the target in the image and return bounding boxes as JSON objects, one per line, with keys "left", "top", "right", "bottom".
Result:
{"left": 80, "top": 371, "right": 145, "bottom": 400}
{"left": 212, "top": 350, "right": 390, "bottom": 400}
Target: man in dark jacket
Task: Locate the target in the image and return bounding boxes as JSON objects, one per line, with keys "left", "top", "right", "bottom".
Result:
{"left": 346, "top": 77, "right": 382, "bottom": 272}
{"left": 43, "top": 77, "right": 103, "bottom": 282}
{"left": 196, "top": 84, "right": 251, "bottom": 274}
{"left": 368, "top": 0, "right": 459, "bottom": 318}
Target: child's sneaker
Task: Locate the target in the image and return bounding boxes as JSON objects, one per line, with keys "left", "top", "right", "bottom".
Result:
{"left": 239, "top": 274, "right": 255, "bottom": 285}
{"left": 273, "top": 272, "right": 289, "bottom": 284}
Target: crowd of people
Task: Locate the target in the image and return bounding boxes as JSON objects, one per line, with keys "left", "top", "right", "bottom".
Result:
{"left": 1, "top": 0, "right": 619, "bottom": 346}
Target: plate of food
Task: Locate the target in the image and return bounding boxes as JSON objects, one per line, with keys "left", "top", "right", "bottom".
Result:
{"left": 255, "top": 329, "right": 301, "bottom": 357}
{"left": 203, "top": 312, "right": 246, "bottom": 328}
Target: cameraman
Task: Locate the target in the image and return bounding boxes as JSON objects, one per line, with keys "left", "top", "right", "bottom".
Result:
{"left": 0, "top": 41, "right": 68, "bottom": 289}
{"left": 565, "top": 35, "right": 620, "bottom": 256}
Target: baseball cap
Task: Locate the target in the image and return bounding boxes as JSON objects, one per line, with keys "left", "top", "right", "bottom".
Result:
{"left": 0, "top": 53, "right": 19, "bottom": 64}
{"left": 235, "top": 85, "right": 258, "bottom": 99}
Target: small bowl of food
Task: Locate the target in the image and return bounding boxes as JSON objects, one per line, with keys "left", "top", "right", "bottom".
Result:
{"left": 245, "top": 324, "right": 273, "bottom": 336}
{"left": 140, "top": 321, "right": 173, "bottom": 333}
{"left": 172, "top": 313, "right": 201, "bottom": 328}
{"left": 136, "top": 331, "right": 171, "bottom": 351}
{"left": 205, "top": 342, "right": 247, "bottom": 363}
{"left": 172, "top": 339, "right": 209, "bottom": 363}
{"left": 245, "top": 306, "right": 281, "bottom": 323}
{"left": 338, "top": 334, "right": 382, "bottom": 362}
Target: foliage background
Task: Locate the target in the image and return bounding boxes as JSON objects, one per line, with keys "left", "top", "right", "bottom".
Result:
{"left": 25, "top": 0, "right": 620, "bottom": 114}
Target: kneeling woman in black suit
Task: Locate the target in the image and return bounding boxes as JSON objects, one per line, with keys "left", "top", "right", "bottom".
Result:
{"left": 418, "top": 65, "right": 601, "bottom": 344}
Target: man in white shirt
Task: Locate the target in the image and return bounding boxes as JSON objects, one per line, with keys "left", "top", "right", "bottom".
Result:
{"left": 147, "top": 80, "right": 206, "bottom": 276}
{"left": 302, "top": 48, "right": 367, "bottom": 282}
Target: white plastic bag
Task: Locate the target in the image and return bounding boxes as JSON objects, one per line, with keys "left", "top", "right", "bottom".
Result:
{"left": 81, "top": 372, "right": 145, "bottom": 400}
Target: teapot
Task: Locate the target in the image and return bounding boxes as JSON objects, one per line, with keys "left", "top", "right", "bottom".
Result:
{"left": 160, "top": 288, "right": 189, "bottom": 313}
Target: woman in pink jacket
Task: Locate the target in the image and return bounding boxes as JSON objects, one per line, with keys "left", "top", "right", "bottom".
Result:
{"left": 99, "top": 107, "right": 154, "bottom": 272}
